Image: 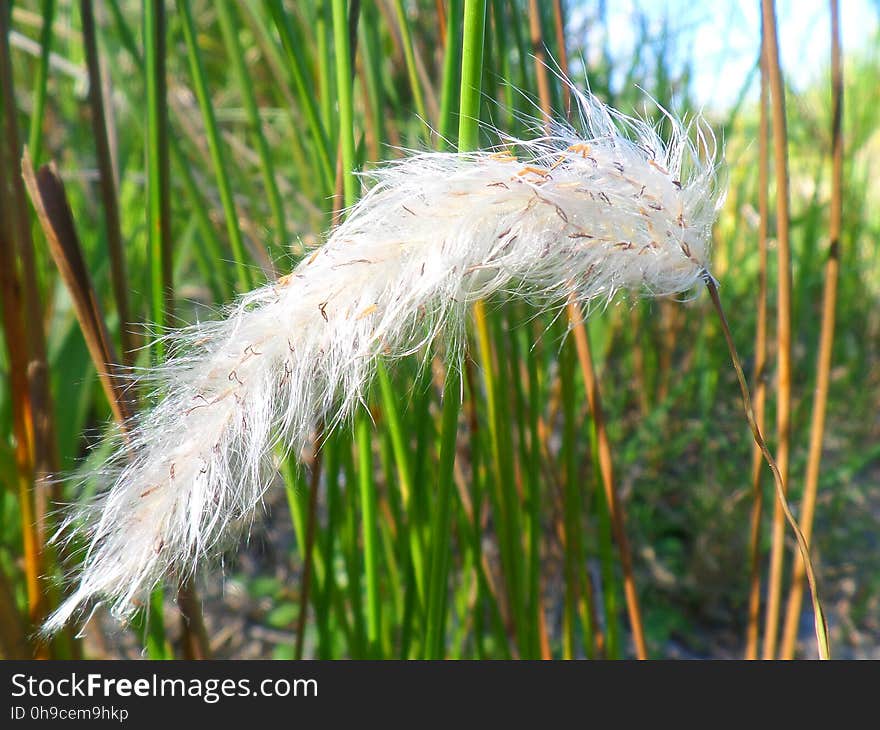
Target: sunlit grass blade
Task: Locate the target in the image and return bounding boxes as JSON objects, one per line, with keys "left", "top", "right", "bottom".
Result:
{"left": 177, "top": 0, "right": 254, "bottom": 293}
{"left": 215, "top": 2, "right": 287, "bottom": 251}
{"left": 142, "top": 0, "right": 171, "bottom": 659}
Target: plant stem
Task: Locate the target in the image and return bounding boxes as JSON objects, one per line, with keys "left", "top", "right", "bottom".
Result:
{"left": 216, "top": 2, "right": 287, "bottom": 250}
{"left": 143, "top": 0, "right": 171, "bottom": 658}
{"left": 0, "top": 1, "right": 58, "bottom": 644}
{"left": 458, "top": 0, "right": 486, "bottom": 152}
{"left": 744, "top": 29, "right": 771, "bottom": 661}
{"left": 569, "top": 305, "right": 648, "bottom": 659}
{"left": 424, "top": 373, "right": 461, "bottom": 658}
{"left": 331, "top": 0, "right": 358, "bottom": 208}
{"left": 705, "top": 276, "right": 829, "bottom": 660}
{"left": 437, "top": 0, "right": 462, "bottom": 149}
{"left": 27, "top": 0, "right": 54, "bottom": 164}
{"left": 177, "top": 0, "right": 254, "bottom": 293}
{"left": 81, "top": 0, "right": 133, "bottom": 363}
{"left": 268, "top": 0, "right": 335, "bottom": 192}
{"left": 779, "top": 0, "right": 843, "bottom": 660}
{"left": 392, "top": 0, "right": 427, "bottom": 123}
{"left": 760, "top": 0, "right": 793, "bottom": 661}
{"left": 423, "top": 0, "right": 483, "bottom": 657}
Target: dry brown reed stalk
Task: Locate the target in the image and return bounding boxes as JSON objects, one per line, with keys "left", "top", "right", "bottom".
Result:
{"left": 0, "top": 10, "right": 57, "bottom": 638}
{"left": 745, "top": 36, "right": 771, "bottom": 661}
{"left": 22, "top": 156, "right": 133, "bottom": 424}
{"left": 0, "top": 166, "right": 42, "bottom": 627}
{"left": 537, "top": 586, "right": 552, "bottom": 659}
{"left": 551, "top": 0, "right": 570, "bottom": 114}
{"left": 779, "top": 0, "right": 843, "bottom": 660}
{"left": 705, "top": 276, "right": 829, "bottom": 660}
{"left": 21, "top": 158, "right": 214, "bottom": 659}
{"left": 435, "top": 0, "right": 447, "bottom": 45}
{"left": 569, "top": 310, "right": 649, "bottom": 660}
{"left": 177, "top": 579, "right": 210, "bottom": 659}
{"left": 529, "top": 0, "right": 648, "bottom": 659}
{"left": 528, "top": 0, "right": 552, "bottom": 120}
{"left": 760, "top": 0, "right": 794, "bottom": 661}
{"left": 81, "top": 0, "right": 134, "bottom": 364}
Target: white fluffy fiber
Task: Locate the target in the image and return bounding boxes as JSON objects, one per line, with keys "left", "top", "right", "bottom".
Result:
{"left": 46, "top": 85, "right": 722, "bottom": 633}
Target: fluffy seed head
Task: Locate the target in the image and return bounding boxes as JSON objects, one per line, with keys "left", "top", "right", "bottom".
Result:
{"left": 45, "top": 84, "right": 723, "bottom": 634}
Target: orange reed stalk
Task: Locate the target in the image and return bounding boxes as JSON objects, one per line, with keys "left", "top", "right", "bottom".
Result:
{"left": 760, "top": 0, "right": 794, "bottom": 661}
{"left": 530, "top": 0, "right": 648, "bottom": 660}
{"left": 779, "top": 0, "right": 843, "bottom": 660}
{"left": 551, "top": 0, "right": 570, "bottom": 113}
{"left": 0, "top": 12, "right": 55, "bottom": 637}
{"left": 528, "top": 0, "right": 552, "bottom": 120}
{"left": 744, "top": 35, "right": 770, "bottom": 661}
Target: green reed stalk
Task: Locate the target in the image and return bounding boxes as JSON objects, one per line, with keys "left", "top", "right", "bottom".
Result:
{"left": 177, "top": 0, "right": 253, "bottom": 292}
{"left": 560, "top": 334, "right": 594, "bottom": 658}
{"left": 27, "top": 0, "right": 54, "bottom": 164}
{"left": 330, "top": 0, "right": 380, "bottom": 657}
{"left": 437, "top": 0, "right": 462, "bottom": 149}
{"left": 101, "top": 0, "right": 231, "bottom": 302}
{"left": 392, "top": 0, "right": 427, "bottom": 123}
{"left": 422, "top": 0, "right": 486, "bottom": 658}
{"left": 424, "top": 372, "right": 462, "bottom": 658}
{"left": 216, "top": 3, "right": 287, "bottom": 249}
{"left": 81, "top": 0, "right": 133, "bottom": 363}
{"left": 269, "top": 0, "right": 334, "bottom": 193}
{"left": 143, "top": 0, "right": 171, "bottom": 658}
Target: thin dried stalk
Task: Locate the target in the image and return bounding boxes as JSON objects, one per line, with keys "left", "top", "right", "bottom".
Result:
{"left": 779, "top": 0, "right": 843, "bottom": 660}
{"left": 22, "top": 156, "right": 133, "bottom": 424}
{"left": 760, "top": 0, "right": 793, "bottom": 660}
{"left": 569, "top": 307, "right": 649, "bottom": 660}
{"left": 527, "top": 0, "right": 552, "bottom": 125}
{"left": 705, "top": 276, "right": 829, "bottom": 660}
{"left": 551, "top": 0, "right": 570, "bottom": 113}
{"left": 0, "top": 9, "right": 55, "bottom": 631}
{"left": 21, "top": 157, "right": 212, "bottom": 657}
{"left": 744, "top": 37, "right": 770, "bottom": 661}
{"left": 177, "top": 578, "right": 210, "bottom": 659}
{"left": 0, "top": 184, "right": 41, "bottom": 626}
{"left": 434, "top": 0, "right": 447, "bottom": 45}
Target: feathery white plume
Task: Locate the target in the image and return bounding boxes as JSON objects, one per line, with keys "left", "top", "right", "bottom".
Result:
{"left": 46, "top": 85, "right": 722, "bottom": 633}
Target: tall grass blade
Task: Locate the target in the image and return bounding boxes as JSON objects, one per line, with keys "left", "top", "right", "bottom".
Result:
{"left": 779, "top": 0, "right": 843, "bottom": 660}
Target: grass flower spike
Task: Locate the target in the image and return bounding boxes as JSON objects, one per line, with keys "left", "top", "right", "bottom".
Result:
{"left": 46, "top": 85, "right": 722, "bottom": 633}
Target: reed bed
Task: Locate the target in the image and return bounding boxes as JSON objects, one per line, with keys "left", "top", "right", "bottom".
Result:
{"left": 0, "top": 0, "right": 877, "bottom": 660}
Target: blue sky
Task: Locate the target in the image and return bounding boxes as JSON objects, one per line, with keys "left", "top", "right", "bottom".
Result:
{"left": 577, "top": 0, "right": 879, "bottom": 110}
